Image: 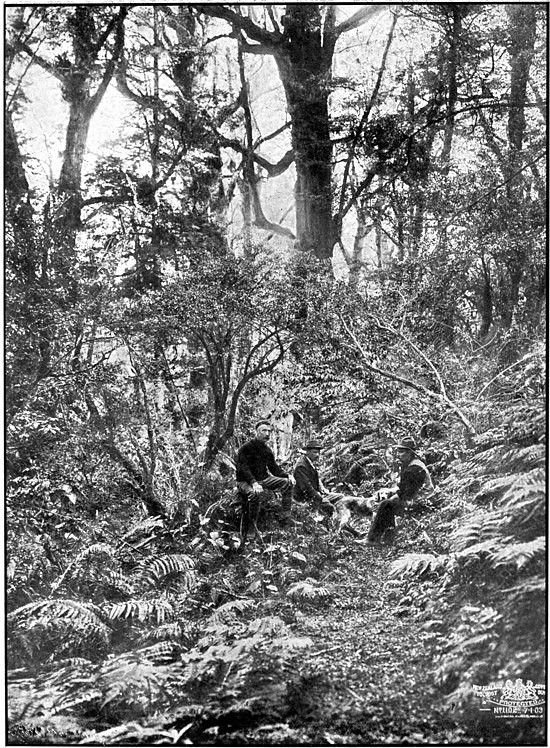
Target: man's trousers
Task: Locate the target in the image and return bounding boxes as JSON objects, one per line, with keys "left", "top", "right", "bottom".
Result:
{"left": 237, "top": 476, "right": 293, "bottom": 537}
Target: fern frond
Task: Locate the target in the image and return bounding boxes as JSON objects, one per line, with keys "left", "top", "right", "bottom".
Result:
{"left": 501, "top": 444, "right": 546, "bottom": 472}
{"left": 106, "top": 599, "right": 174, "bottom": 624}
{"left": 99, "top": 569, "right": 135, "bottom": 596}
{"left": 268, "top": 635, "right": 313, "bottom": 651}
{"left": 9, "top": 598, "right": 106, "bottom": 626}
{"left": 473, "top": 475, "right": 518, "bottom": 504}
{"left": 456, "top": 537, "right": 512, "bottom": 561}
{"left": 77, "top": 543, "right": 116, "bottom": 563}
{"left": 451, "top": 511, "right": 506, "bottom": 550}
{"left": 503, "top": 575, "right": 546, "bottom": 598}
{"left": 498, "top": 468, "right": 546, "bottom": 523}
{"left": 208, "top": 598, "right": 256, "bottom": 626}
{"left": 8, "top": 600, "right": 111, "bottom": 664}
{"left": 287, "top": 579, "right": 331, "bottom": 603}
{"left": 389, "top": 553, "right": 447, "bottom": 578}
{"left": 122, "top": 517, "right": 164, "bottom": 541}
{"left": 140, "top": 621, "right": 195, "bottom": 644}
{"left": 489, "top": 537, "right": 545, "bottom": 570}
{"left": 246, "top": 616, "right": 287, "bottom": 637}
{"left": 138, "top": 641, "right": 183, "bottom": 664}
{"left": 138, "top": 554, "right": 196, "bottom": 589}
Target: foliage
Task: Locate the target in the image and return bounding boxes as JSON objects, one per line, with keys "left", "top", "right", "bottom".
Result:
{"left": 387, "top": 386, "right": 545, "bottom": 729}
{"left": 5, "top": 4, "right": 547, "bottom": 746}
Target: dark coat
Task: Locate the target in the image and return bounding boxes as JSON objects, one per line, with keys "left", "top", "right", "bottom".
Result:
{"left": 368, "top": 457, "right": 431, "bottom": 541}
{"left": 294, "top": 455, "right": 324, "bottom": 504}
{"left": 394, "top": 458, "right": 432, "bottom": 511}
{"left": 235, "top": 439, "right": 288, "bottom": 484}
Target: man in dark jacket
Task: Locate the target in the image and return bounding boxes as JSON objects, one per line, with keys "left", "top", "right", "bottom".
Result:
{"left": 236, "top": 420, "right": 295, "bottom": 533}
{"left": 366, "top": 436, "right": 434, "bottom": 544}
{"left": 293, "top": 439, "right": 331, "bottom": 508}
{"left": 294, "top": 440, "right": 372, "bottom": 537}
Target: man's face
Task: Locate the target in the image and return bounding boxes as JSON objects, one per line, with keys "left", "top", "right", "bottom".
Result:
{"left": 396, "top": 448, "right": 412, "bottom": 465}
{"left": 256, "top": 424, "right": 271, "bottom": 442}
{"left": 306, "top": 448, "right": 321, "bottom": 464}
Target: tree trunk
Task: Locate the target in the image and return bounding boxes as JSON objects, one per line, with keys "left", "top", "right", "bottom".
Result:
{"left": 506, "top": 5, "right": 537, "bottom": 157}
{"left": 439, "top": 6, "right": 464, "bottom": 169}
{"left": 275, "top": 5, "right": 336, "bottom": 259}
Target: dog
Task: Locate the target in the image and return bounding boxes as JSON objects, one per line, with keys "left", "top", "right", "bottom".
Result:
{"left": 329, "top": 487, "right": 397, "bottom": 536}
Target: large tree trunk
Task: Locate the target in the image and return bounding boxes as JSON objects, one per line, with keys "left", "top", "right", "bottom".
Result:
{"left": 275, "top": 6, "right": 336, "bottom": 259}
{"left": 497, "top": 5, "right": 537, "bottom": 330}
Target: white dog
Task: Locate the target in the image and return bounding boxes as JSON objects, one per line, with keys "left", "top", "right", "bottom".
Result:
{"left": 326, "top": 486, "right": 396, "bottom": 535}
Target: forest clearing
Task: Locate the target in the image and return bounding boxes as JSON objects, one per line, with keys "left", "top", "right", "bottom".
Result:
{"left": 5, "top": 3, "right": 546, "bottom": 746}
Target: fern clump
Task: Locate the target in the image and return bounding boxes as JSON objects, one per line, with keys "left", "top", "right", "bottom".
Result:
{"left": 394, "top": 396, "right": 546, "bottom": 718}
{"left": 286, "top": 578, "right": 332, "bottom": 607}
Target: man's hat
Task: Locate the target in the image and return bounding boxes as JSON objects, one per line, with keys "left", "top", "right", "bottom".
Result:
{"left": 395, "top": 436, "right": 419, "bottom": 454}
{"left": 305, "top": 440, "right": 324, "bottom": 451}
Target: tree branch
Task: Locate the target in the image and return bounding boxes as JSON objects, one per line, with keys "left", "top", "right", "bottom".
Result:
{"left": 193, "top": 5, "right": 279, "bottom": 47}
{"left": 254, "top": 121, "right": 291, "bottom": 148}
{"left": 250, "top": 180, "right": 295, "bottom": 239}
{"left": 338, "top": 314, "right": 476, "bottom": 435}
{"left": 15, "top": 40, "right": 63, "bottom": 81}
{"left": 218, "top": 134, "right": 294, "bottom": 176}
{"left": 88, "top": 7, "right": 128, "bottom": 114}
{"left": 337, "top": 11, "right": 398, "bottom": 225}
{"left": 367, "top": 311, "right": 450, "bottom": 400}
{"left": 334, "top": 5, "right": 388, "bottom": 37}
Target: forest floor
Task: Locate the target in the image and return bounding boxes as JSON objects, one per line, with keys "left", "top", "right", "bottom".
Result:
{"left": 221, "top": 528, "right": 470, "bottom": 746}
{"left": 8, "top": 517, "right": 535, "bottom": 746}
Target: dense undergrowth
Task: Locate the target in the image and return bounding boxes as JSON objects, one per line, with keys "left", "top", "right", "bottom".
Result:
{"left": 7, "top": 350, "right": 546, "bottom": 745}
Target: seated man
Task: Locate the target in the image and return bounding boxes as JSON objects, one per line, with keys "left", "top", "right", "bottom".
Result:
{"left": 236, "top": 420, "right": 296, "bottom": 535}
{"left": 294, "top": 440, "right": 373, "bottom": 537}
{"left": 366, "top": 436, "right": 434, "bottom": 545}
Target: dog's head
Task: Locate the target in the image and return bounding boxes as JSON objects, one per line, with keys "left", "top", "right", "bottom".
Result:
{"left": 350, "top": 496, "right": 375, "bottom": 516}
{"left": 374, "top": 487, "right": 396, "bottom": 502}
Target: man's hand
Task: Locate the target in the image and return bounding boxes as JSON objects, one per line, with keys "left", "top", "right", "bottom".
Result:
{"left": 252, "top": 482, "right": 263, "bottom": 495}
{"left": 288, "top": 475, "right": 296, "bottom": 486}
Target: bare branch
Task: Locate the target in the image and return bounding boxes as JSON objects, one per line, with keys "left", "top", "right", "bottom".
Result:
{"left": 337, "top": 11, "right": 399, "bottom": 224}
{"left": 193, "top": 4, "right": 279, "bottom": 48}
{"left": 338, "top": 314, "right": 476, "bottom": 435}
{"left": 334, "top": 5, "right": 388, "bottom": 37}
{"left": 14, "top": 40, "right": 63, "bottom": 80}
{"left": 250, "top": 180, "right": 295, "bottom": 239}
{"left": 254, "top": 121, "right": 291, "bottom": 148}
{"left": 239, "top": 39, "right": 275, "bottom": 55}
{"left": 218, "top": 134, "right": 294, "bottom": 176}
{"left": 475, "top": 351, "right": 538, "bottom": 402}
{"left": 88, "top": 7, "right": 128, "bottom": 114}
{"left": 367, "top": 312, "right": 449, "bottom": 399}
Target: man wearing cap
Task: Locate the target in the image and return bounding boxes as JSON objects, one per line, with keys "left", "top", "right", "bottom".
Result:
{"left": 366, "top": 436, "right": 434, "bottom": 544}
{"left": 236, "top": 420, "right": 296, "bottom": 531}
